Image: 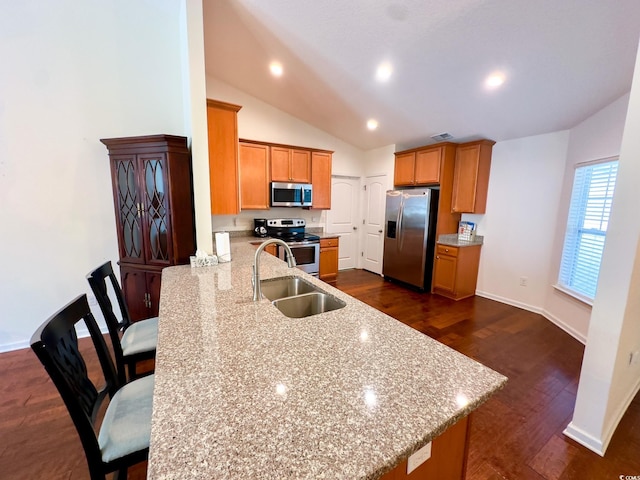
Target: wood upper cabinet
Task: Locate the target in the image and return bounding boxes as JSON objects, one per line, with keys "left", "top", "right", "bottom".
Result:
{"left": 239, "top": 141, "right": 270, "bottom": 210}
{"left": 207, "top": 99, "right": 242, "bottom": 215}
{"left": 432, "top": 244, "right": 482, "bottom": 301}
{"left": 311, "top": 151, "right": 332, "bottom": 209}
{"left": 415, "top": 148, "right": 441, "bottom": 184}
{"left": 394, "top": 145, "right": 443, "bottom": 186}
{"left": 271, "top": 146, "right": 311, "bottom": 183}
{"left": 100, "top": 134, "right": 195, "bottom": 321}
{"left": 394, "top": 152, "right": 417, "bottom": 186}
{"left": 452, "top": 139, "right": 495, "bottom": 213}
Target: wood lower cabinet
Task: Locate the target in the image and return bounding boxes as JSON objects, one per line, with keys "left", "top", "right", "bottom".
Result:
{"left": 319, "top": 237, "right": 339, "bottom": 282}
{"left": 101, "top": 134, "right": 195, "bottom": 321}
{"left": 264, "top": 244, "right": 277, "bottom": 256}
{"left": 119, "top": 265, "right": 162, "bottom": 321}
{"left": 207, "top": 99, "right": 242, "bottom": 215}
{"left": 239, "top": 141, "right": 270, "bottom": 210}
{"left": 271, "top": 146, "right": 311, "bottom": 183}
{"left": 432, "top": 244, "right": 481, "bottom": 300}
{"left": 380, "top": 415, "right": 470, "bottom": 480}
{"left": 451, "top": 139, "right": 495, "bottom": 214}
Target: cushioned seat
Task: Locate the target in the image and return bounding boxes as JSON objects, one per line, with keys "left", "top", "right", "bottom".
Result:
{"left": 120, "top": 317, "right": 158, "bottom": 357}
{"left": 99, "top": 374, "right": 154, "bottom": 463}
{"left": 87, "top": 261, "right": 157, "bottom": 383}
{"left": 31, "top": 294, "right": 152, "bottom": 480}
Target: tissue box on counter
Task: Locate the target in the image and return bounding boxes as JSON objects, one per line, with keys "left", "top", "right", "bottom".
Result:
{"left": 190, "top": 250, "right": 218, "bottom": 268}
{"left": 458, "top": 221, "right": 476, "bottom": 242}
{"left": 215, "top": 231, "right": 231, "bottom": 262}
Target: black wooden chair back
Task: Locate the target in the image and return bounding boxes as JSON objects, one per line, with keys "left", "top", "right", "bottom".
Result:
{"left": 30, "top": 294, "right": 128, "bottom": 479}
{"left": 86, "top": 261, "right": 132, "bottom": 383}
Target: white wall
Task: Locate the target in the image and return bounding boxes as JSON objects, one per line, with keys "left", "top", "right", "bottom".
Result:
{"left": 181, "top": 0, "right": 213, "bottom": 254}
{"left": 543, "top": 93, "right": 631, "bottom": 341}
{"left": 0, "top": 0, "right": 188, "bottom": 351}
{"left": 363, "top": 144, "right": 396, "bottom": 179}
{"left": 565, "top": 44, "right": 640, "bottom": 454}
{"left": 466, "top": 93, "right": 630, "bottom": 343}
{"left": 205, "top": 76, "right": 366, "bottom": 233}
{"left": 467, "top": 133, "right": 569, "bottom": 322}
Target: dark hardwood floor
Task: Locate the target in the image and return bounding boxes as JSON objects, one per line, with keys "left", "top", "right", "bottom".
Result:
{"left": 333, "top": 269, "right": 640, "bottom": 480}
{"left": 1, "top": 269, "right": 639, "bottom": 479}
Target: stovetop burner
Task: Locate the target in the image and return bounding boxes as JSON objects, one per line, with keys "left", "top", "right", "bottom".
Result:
{"left": 265, "top": 218, "right": 319, "bottom": 243}
{"left": 272, "top": 232, "right": 320, "bottom": 243}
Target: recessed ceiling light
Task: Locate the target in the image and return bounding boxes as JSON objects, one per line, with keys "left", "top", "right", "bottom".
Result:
{"left": 485, "top": 72, "right": 505, "bottom": 89}
{"left": 367, "top": 119, "right": 379, "bottom": 130}
{"left": 376, "top": 62, "right": 393, "bottom": 82}
{"left": 269, "top": 61, "right": 283, "bottom": 77}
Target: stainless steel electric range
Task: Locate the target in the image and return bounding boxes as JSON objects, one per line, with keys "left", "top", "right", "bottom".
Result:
{"left": 266, "top": 218, "right": 320, "bottom": 276}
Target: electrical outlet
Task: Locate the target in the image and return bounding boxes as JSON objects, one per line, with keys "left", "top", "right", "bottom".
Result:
{"left": 630, "top": 351, "right": 640, "bottom": 365}
{"left": 519, "top": 276, "right": 528, "bottom": 287}
{"left": 407, "top": 442, "right": 431, "bottom": 474}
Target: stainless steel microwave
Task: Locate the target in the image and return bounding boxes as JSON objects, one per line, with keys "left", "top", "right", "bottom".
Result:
{"left": 270, "top": 182, "right": 313, "bottom": 207}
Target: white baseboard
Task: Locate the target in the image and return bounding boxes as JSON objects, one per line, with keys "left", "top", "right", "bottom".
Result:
{"left": 475, "top": 290, "right": 587, "bottom": 344}
{"left": 475, "top": 289, "right": 543, "bottom": 314}
{"left": 599, "top": 375, "right": 640, "bottom": 453}
{"left": 541, "top": 308, "right": 587, "bottom": 344}
{"left": 0, "top": 340, "right": 30, "bottom": 353}
{"left": 0, "top": 325, "right": 109, "bottom": 354}
{"left": 563, "top": 423, "right": 605, "bottom": 456}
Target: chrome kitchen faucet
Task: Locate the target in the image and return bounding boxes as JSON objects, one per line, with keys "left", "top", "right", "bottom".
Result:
{"left": 252, "top": 238, "right": 296, "bottom": 301}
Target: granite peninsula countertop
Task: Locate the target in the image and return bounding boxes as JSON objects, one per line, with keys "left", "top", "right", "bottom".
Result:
{"left": 147, "top": 238, "right": 506, "bottom": 480}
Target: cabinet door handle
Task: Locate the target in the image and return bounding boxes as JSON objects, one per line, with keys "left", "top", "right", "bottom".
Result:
{"left": 378, "top": 229, "right": 383, "bottom": 233}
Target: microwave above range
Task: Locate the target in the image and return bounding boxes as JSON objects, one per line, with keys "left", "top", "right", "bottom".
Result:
{"left": 271, "top": 182, "right": 312, "bottom": 208}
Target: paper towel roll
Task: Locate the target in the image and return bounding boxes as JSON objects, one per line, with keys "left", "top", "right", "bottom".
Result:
{"left": 215, "top": 231, "right": 231, "bottom": 262}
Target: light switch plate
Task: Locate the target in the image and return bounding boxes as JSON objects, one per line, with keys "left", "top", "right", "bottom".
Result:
{"left": 407, "top": 442, "right": 432, "bottom": 474}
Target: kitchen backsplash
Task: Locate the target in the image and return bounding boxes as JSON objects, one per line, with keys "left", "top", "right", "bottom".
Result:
{"left": 211, "top": 208, "right": 327, "bottom": 233}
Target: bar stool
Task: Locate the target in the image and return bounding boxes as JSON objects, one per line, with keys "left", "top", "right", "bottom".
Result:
{"left": 87, "top": 261, "right": 157, "bottom": 384}
{"left": 30, "top": 294, "right": 153, "bottom": 480}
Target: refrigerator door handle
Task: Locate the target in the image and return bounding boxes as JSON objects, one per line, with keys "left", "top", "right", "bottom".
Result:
{"left": 397, "top": 197, "right": 405, "bottom": 251}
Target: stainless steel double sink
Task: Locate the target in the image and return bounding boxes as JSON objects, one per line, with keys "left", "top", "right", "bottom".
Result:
{"left": 260, "top": 276, "right": 346, "bottom": 318}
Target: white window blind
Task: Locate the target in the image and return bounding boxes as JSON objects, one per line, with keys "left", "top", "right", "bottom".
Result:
{"left": 558, "top": 158, "right": 618, "bottom": 300}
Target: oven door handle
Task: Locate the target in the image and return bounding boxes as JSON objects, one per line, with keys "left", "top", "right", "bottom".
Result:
{"left": 281, "top": 240, "right": 319, "bottom": 246}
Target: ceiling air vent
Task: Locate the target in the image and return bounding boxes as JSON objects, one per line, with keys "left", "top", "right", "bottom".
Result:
{"left": 431, "top": 132, "right": 454, "bottom": 141}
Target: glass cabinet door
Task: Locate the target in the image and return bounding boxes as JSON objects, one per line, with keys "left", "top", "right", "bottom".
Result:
{"left": 140, "top": 153, "right": 171, "bottom": 265}
{"left": 113, "top": 155, "right": 144, "bottom": 264}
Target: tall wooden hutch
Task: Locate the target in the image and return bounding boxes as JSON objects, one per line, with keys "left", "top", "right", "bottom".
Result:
{"left": 100, "top": 135, "right": 195, "bottom": 321}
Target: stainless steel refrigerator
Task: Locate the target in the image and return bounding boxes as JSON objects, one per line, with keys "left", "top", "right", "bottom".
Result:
{"left": 383, "top": 188, "right": 439, "bottom": 290}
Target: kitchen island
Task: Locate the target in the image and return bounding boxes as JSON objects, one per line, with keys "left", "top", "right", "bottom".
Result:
{"left": 147, "top": 238, "right": 506, "bottom": 479}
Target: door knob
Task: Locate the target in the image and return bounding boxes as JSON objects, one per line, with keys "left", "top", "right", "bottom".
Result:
{"left": 378, "top": 229, "right": 383, "bottom": 233}
{"left": 353, "top": 226, "right": 357, "bottom": 230}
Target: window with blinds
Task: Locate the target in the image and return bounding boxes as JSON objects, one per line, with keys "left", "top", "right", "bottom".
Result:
{"left": 558, "top": 158, "right": 618, "bottom": 300}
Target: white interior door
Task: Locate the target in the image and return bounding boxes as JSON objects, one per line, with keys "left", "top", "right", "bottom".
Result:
{"left": 326, "top": 177, "right": 360, "bottom": 270}
{"left": 363, "top": 175, "right": 386, "bottom": 274}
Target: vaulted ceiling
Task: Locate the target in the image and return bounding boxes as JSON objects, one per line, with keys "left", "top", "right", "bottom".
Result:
{"left": 203, "top": 0, "right": 640, "bottom": 151}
